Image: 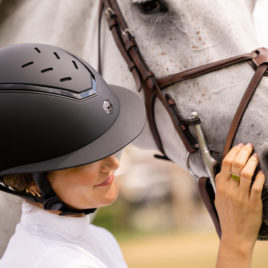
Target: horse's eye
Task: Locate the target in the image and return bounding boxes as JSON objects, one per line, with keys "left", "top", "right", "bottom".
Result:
{"left": 134, "top": 0, "right": 168, "bottom": 14}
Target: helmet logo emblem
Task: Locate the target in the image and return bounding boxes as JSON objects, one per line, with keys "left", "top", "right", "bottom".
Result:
{"left": 103, "top": 100, "right": 113, "bottom": 114}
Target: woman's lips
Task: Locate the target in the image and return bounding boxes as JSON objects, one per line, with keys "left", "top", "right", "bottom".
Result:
{"left": 94, "top": 174, "right": 114, "bottom": 187}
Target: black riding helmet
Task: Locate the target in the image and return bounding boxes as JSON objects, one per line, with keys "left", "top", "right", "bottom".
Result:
{"left": 0, "top": 43, "right": 145, "bottom": 215}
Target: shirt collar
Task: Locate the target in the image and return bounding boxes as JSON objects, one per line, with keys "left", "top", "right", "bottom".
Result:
{"left": 20, "top": 201, "right": 91, "bottom": 241}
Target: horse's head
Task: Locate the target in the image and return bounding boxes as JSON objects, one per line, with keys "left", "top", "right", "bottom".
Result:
{"left": 99, "top": 0, "right": 268, "bottom": 237}
{"left": 100, "top": 0, "right": 268, "bottom": 175}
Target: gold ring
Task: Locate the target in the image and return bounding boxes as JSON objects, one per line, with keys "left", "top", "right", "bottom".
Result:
{"left": 231, "top": 173, "right": 240, "bottom": 182}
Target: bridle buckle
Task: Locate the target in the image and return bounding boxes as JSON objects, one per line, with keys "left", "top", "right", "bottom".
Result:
{"left": 104, "top": 7, "right": 115, "bottom": 17}
{"left": 121, "top": 28, "right": 134, "bottom": 38}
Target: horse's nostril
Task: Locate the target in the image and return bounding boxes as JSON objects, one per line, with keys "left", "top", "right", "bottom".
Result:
{"left": 259, "top": 146, "right": 268, "bottom": 176}
{"left": 262, "top": 185, "right": 268, "bottom": 221}
{"left": 259, "top": 146, "right": 268, "bottom": 222}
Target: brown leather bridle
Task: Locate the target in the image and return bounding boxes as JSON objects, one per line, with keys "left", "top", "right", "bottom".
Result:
{"left": 98, "top": 0, "right": 268, "bottom": 238}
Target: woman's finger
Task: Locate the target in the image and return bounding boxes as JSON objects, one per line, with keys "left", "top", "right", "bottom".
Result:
{"left": 231, "top": 143, "right": 253, "bottom": 176}
{"left": 221, "top": 143, "right": 243, "bottom": 178}
{"left": 239, "top": 153, "right": 259, "bottom": 197}
{"left": 250, "top": 170, "right": 265, "bottom": 203}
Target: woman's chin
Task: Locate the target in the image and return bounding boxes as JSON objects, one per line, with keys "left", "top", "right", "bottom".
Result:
{"left": 64, "top": 181, "right": 119, "bottom": 210}
{"left": 101, "top": 189, "right": 119, "bottom": 207}
{"left": 100, "top": 185, "right": 119, "bottom": 207}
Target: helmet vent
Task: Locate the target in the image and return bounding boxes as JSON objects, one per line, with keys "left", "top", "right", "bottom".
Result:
{"left": 41, "top": 67, "right": 53, "bottom": 73}
{"left": 53, "top": 52, "right": 60, "bottom": 60}
{"left": 72, "top": 60, "right": 78, "bottom": 70}
{"left": 34, "top": 47, "right": 41, "bottom": 53}
{"left": 21, "top": 61, "right": 34, "bottom": 68}
{"left": 60, "top": 77, "right": 72, "bottom": 82}
{"left": 3, "top": 44, "right": 96, "bottom": 99}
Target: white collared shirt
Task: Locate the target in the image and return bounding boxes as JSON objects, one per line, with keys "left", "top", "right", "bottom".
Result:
{"left": 0, "top": 201, "right": 128, "bottom": 268}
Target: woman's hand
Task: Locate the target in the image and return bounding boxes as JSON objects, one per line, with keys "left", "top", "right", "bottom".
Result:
{"left": 215, "top": 143, "right": 265, "bottom": 268}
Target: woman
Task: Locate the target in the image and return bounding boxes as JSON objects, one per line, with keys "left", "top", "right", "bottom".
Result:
{"left": 0, "top": 43, "right": 265, "bottom": 268}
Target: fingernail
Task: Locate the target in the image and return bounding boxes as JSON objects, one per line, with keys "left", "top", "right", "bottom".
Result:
{"left": 237, "top": 143, "right": 243, "bottom": 147}
{"left": 246, "top": 143, "right": 253, "bottom": 148}
{"left": 253, "top": 153, "right": 258, "bottom": 158}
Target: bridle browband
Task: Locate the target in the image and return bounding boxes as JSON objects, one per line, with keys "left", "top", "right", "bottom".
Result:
{"left": 98, "top": 0, "right": 268, "bottom": 163}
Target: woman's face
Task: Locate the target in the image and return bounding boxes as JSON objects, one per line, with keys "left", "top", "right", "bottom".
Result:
{"left": 46, "top": 155, "right": 120, "bottom": 210}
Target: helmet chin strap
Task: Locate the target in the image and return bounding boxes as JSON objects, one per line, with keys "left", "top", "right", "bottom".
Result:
{"left": 0, "top": 173, "right": 96, "bottom": 216}
{"left": 31, "top": 173, "right": 97, "bottom": 216}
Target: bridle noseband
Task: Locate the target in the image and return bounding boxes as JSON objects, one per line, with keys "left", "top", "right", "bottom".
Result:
{"left": 98, "top": 0, "right": 268, "bottom": 185}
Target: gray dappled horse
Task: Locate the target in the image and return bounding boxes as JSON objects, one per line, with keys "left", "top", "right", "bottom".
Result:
{"left": 0, "top": 0, "right": 268, "bottom": 257}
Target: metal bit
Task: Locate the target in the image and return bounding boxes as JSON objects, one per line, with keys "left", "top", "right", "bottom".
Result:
{"left": 190, "top": 112, "right": 218, "bottom": 192}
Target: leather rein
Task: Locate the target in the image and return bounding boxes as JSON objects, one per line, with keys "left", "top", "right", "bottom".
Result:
{"left": 98, "top": 0, "right": 268, "bottom": 178}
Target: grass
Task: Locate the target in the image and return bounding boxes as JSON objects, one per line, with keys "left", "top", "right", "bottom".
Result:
{"left": 115, "top": 229, "right": 268, "bottom": 268}
{"left": 93, "top": 199, "right": 268, "bottom": 267}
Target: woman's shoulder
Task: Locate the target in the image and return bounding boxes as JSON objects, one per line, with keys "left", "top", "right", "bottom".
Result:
{"left": 88, "top": 224, "right": 116, "bottom": 239}
{"left": 34, "top": 243, "right": 108, "bottom": 268}
{"left": 88, "top": 224, "right": 121, "bottom": 248}
{"left": 36, "top": 226, "right": 128, "bottom": 268}
{"left": 86, "top": 224, "right": 127, "bottom": 266}
{"left": 0, "top": 242, "right": 107, "bottom": 268}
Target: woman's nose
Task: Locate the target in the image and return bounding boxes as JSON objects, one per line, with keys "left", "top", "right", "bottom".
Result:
{"left": 101, "top": 155, "right": 120, "bottom": 172}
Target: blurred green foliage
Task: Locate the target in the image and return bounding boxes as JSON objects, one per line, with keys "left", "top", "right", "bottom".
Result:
{"left": 92, "top": 196, "right": 178, "bottom": 242}
{"left": 92, "top": 197, "right": 133, "bottom": 233}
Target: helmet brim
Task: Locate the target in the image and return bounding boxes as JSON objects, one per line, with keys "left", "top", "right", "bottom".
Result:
{"left": 0, "top": 85, "right": 146, "bottom": 176}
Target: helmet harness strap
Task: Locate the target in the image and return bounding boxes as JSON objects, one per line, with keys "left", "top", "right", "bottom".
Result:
{"left": 31, "top": 173, "right": 97, "bottom": 216}
{"left": 0, "top": 174, "right": 96, "bottom": 216}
